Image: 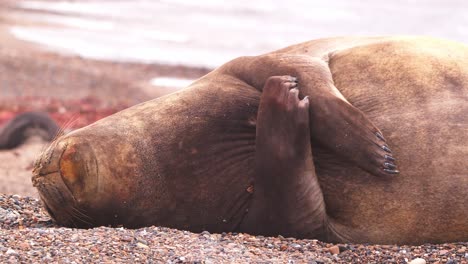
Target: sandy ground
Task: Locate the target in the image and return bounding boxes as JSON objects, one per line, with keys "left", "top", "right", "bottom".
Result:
{"left": 0, "top": 139, "right": 44, "bottom": 197}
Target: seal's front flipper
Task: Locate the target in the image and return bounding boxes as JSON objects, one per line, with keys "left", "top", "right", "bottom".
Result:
{"left": 240, "top": 75, "right": 328, "bottom": 239}
{"left": 294, "top": 59, "right": 399, "bottom": 177}
{"left": 224, "top": 55, "right": 398, "bottom": 177}
{"left": 309, "top": 93, "right": 399, "bottom": 177}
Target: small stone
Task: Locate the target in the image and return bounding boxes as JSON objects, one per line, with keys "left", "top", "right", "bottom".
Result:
{"left": 226, "top": 243, "right": 237, "bottom": 248}
{"left": 120, "top": 236, "right": 132, "bottom": 242}
{"left": 19, "top": 242, "right": 30, "bottom": 250}
{"left": 70, "top": 234, "right": 79, "bottom": 242}
{"left": 291, "top": 243, "right": 302, "bottom": 250}
{"left": 408, "top": 258, "right": 426, "bottom": 264}
{"left": 201, "top": 231, "right": 210, "bottom": 235}
{"left": 137, "top": 238, "right": 148, "bottom": 245}
{"left": 0, "top": 208, "right": 19, "bottom": 222}
{"left": 6, "top": 248, "right": 17, "bottom": 255}
{"left": 439, "top": 250, "right": 449, "bottom": 255}
{"left": 329, "top": 245, "right": 340, "bottom": 255}
{"left": 136, "top": 242, "right": 149, "bottom": 249}
{"left": 90, "top": 246, "right": 99, "bottom": 252}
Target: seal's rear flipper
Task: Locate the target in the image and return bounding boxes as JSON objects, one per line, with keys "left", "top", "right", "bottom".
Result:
{"left": 224, "top": 55, "right": 398, "bottom": 177}
{"left": 239, "top": 75, "right": 328, "bottom": 239}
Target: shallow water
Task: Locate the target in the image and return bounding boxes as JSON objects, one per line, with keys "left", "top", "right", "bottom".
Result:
{"left": 10, "top": 0, "right": 468, "bottom": 68}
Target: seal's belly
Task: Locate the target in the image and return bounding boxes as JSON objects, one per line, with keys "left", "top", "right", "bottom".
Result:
{"left": 320, "top": 38, "right": 468, "bottom": 243}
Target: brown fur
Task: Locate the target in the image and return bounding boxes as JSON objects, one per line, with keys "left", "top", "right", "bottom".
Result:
{"left": 32, "top": 36, "right": 467, "bottom": 244}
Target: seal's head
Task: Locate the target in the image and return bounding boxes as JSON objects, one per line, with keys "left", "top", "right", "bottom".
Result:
{"left": 31, "top": 113, "right": 173, "bottom": 228}
{"left": 32, "top": 136, "right": 99, "bottom": 227}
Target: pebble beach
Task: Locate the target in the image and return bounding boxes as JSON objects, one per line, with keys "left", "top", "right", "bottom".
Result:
{"left": 1, "top": 194, "right": 467, "bottom": 263}
{"left": 1, "top": 1, "right": 467, "bottom": 263}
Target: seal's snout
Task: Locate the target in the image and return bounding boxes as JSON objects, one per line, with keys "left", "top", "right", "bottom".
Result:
{"left": 32, "top": 137, "right": 98, "bottom": 227}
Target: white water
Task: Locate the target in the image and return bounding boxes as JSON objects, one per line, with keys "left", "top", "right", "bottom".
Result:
{"left": 10, "top": 0, "right": 468, "bottom": 68}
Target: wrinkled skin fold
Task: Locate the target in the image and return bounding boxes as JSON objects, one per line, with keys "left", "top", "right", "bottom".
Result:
{"left": 32, "top": 36, "right": 468, "bottom": 245}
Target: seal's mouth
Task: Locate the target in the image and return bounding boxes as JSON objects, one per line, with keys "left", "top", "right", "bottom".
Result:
{"left": 32, "top": 137, "right": 97, "bottom": 227}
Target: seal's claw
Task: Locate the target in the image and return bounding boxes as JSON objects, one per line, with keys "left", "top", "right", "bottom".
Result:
{"left": 262, "top": 75, "right": 299, "bottom": 101}
{"left": 289, "top": 81, "right": 298, "bottom": 89}
{"left": 382, "top": 145, "right": 392, "bottom": 153}
{"left": 375, "top": 132, "right": 386, "bottom": 142}
{"left": 383, "top": 162, "right": 397, "bottom": 170}
{"left": 384, "top": 154, "right": 396, "bottom": 162}
{"left": 383, "top": 169, "right": 400, "bottom": 174}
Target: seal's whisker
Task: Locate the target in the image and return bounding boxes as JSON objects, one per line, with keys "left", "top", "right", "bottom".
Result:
{"left": 71, "top": 206, "right": 93, "bottom": 221}
{"left": 39, "top": 113, "right": 77, "bottom": 157}
{"left": 54, "top": 112, "right": 80, "bottom": 141}
{"left": 67, "top": 214, "right": 78, "bottom": 228}
{"left": 69, "top": 207, "right": 93, "bottom": 226}
{"left": 38, "top": 140, "right": 54, "bottom": 161}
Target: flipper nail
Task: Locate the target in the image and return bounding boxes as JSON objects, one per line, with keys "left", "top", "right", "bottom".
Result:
{"left": 384, "top": 162, "right": 397, "bottom": 169}
{"left": 383, "top": 169, "right": 400, "bottom": 174}
{"left": 375, "top": 132, "right": 386, "bottom": 142}
{"left": 382, "top": 145, "right": 392, "bottom": 153}
{"left": 384, "top": 154, "right": 396, "bottom": 162}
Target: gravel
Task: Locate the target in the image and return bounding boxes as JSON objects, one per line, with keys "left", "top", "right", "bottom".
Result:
{"left": 0, "top": 194, "right": 467, "bottom": 263}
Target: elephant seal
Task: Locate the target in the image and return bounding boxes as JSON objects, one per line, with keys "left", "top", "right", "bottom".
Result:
{"left": 32, "top": 36, "right": 468, "bottom": 245}
{"left": 0, "top": 112, "right": 59, "bottom": 149}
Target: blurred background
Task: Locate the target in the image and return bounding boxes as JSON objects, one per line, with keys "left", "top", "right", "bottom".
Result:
{"left": 1, "top": 0, "right": 467, "bottom": 196}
